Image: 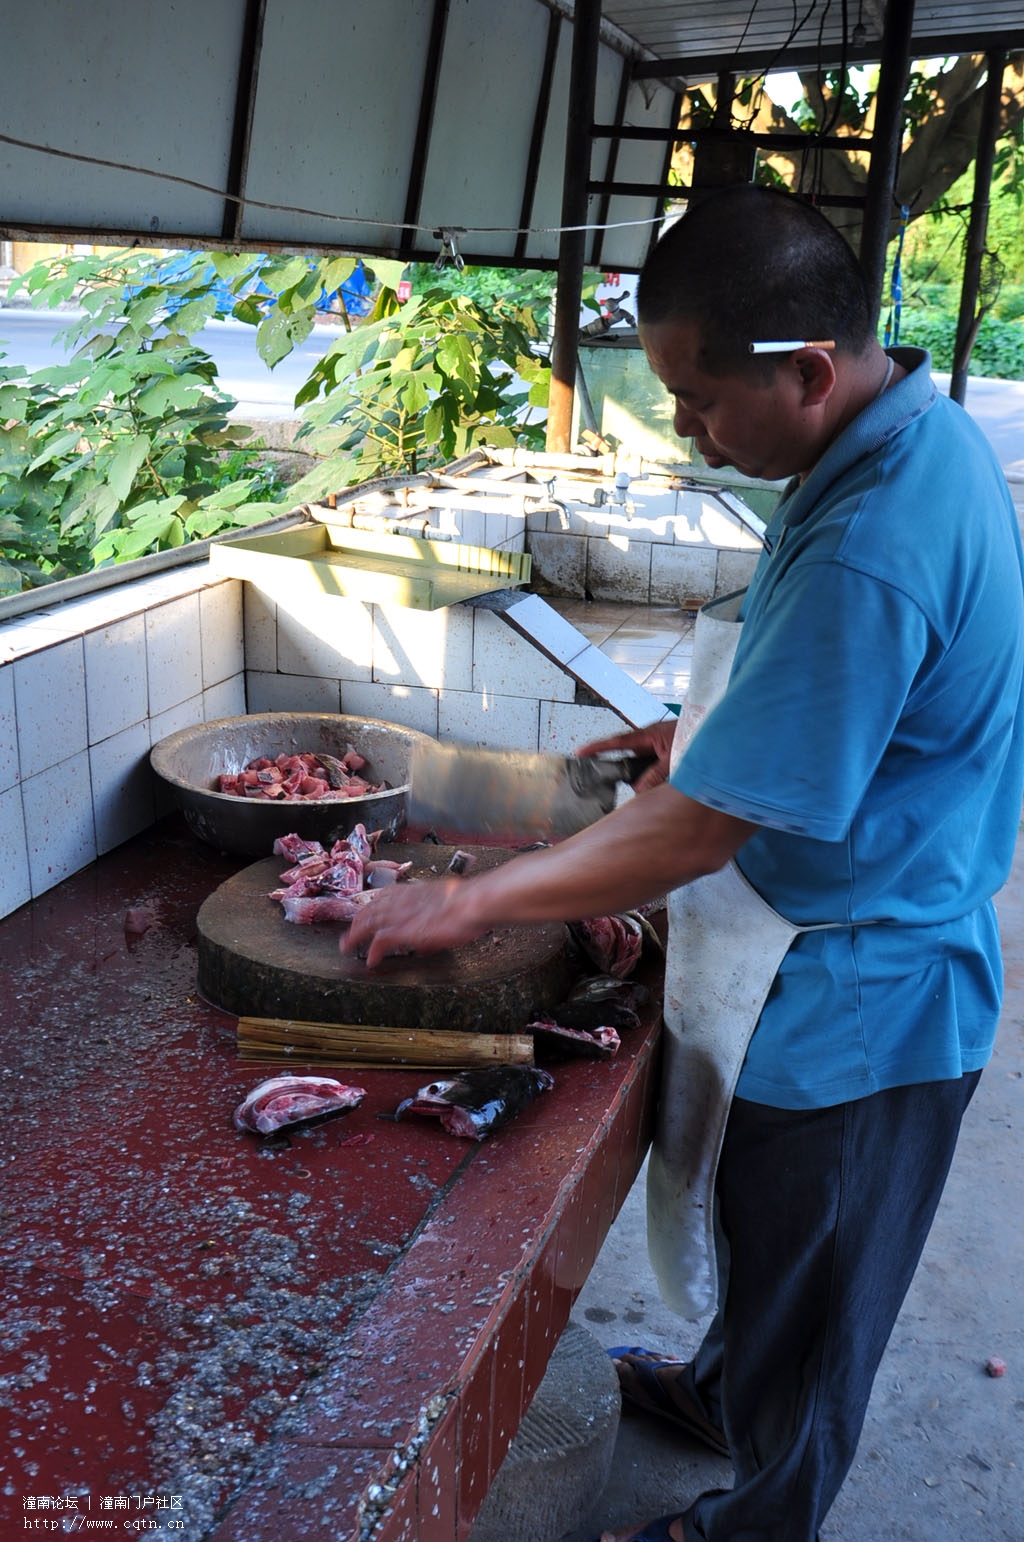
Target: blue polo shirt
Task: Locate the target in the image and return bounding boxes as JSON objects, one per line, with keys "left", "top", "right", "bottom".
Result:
{"left": 673, "top": 349, "right": 1024, "bottom": 1109}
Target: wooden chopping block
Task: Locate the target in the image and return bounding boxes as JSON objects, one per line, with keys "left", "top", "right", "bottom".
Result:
{"left": 197, "top": 842, "right": 575, "bottom": 1035}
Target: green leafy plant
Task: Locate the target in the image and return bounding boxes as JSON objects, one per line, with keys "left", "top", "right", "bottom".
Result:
{"left": 0, "top": 250, "right": 283, "bottom": 592}
{"left": 0, "top": 248, "right": 554, "bottom": 592}
{"left": 891, "top": 308, "right": 1024, "bottom": 378}
{"left": 283, "top": 283, "right": 550, "bottom": 504}
{"left": 407, "top": 263, "right": 558, "bottom": 327}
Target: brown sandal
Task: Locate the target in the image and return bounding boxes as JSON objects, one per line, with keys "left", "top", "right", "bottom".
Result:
{"left": 609, "top": 1346, "right": 730, "bottom": 1458}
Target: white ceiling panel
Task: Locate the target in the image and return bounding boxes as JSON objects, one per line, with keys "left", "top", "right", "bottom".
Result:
{"left": 1, "top": 0, "right": 1022, "bottom": 272}
{"left": 239, "top": 0, "right": 437, "bottom": 252}
{"left": 2, "top": 0, "right": 246, "bottom": 238}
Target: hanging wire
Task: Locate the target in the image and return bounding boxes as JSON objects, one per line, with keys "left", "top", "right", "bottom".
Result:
{"left": 0, "top": 130, "right": 664, "bottom": 243}
{"left": 883, "top": 203, "right": 910, "bottom": 346}
{"left": 728, "top": 0, "right": 821, "bottom": 132}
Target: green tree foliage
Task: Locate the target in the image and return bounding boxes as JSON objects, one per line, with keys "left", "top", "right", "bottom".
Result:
{"left": 0, "top": 250, "right": 551, "bottom": 593}
{"left": 0, "top": 251, "right": 283, "bottom": 593}
{"left": 884, "top": 165, "right": 1024, "bottom": 375}
{"left": 284, "top": 282, "right": 548, "bottom": 504}
{"left": 407, "top": 263, "right": 558, "bottom": 326}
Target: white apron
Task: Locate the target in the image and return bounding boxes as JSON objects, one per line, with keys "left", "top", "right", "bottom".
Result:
{"left": 647, "top": 590, "right": 806, "bottom": 1320}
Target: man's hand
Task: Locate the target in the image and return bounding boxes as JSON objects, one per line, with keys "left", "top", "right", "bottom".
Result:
{"left": 343, "top": 877, "right": 485, "bottom": 970}
{"left": 342, "top": 781, "right": 755, "bottom": 970}
{"left": 576, "top": 719, "right": 678, "bottom": 792}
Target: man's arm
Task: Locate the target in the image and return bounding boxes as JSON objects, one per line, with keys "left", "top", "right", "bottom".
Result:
{"left": 343, "top": 783, "right": 756, "bottom": 968}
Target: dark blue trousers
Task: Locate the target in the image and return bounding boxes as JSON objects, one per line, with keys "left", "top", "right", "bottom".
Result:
{"left": 678, "top": 1073, "right": 982, "bottom": 1542}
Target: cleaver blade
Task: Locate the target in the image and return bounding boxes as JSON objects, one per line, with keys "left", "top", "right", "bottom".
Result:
{"left": 407, "top": 739, "right": 652, "bottom": 842}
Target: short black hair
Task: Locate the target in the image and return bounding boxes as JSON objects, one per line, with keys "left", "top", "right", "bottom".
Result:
{"left": 637, "top": 185, "right": 874, "bottom": 375}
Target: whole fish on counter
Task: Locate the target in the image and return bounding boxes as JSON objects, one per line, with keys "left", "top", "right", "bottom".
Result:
{"left": 393, "top": 1064, "right": 554, "bottom": 1140}
{"left": 551, "top": 974, "right": 650, "bottom": 1035}
{"left": 234, "top": 1074, "right": 366, "bottom": 1135}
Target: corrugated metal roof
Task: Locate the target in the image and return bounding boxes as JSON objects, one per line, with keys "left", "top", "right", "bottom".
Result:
{"left": 1, "top": 0, "right": 1021, "bottom": 266}
{"left": 605, "top": 0, "right": 1024, "bottom": 78}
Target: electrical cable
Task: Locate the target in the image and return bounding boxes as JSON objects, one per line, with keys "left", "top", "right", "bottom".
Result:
{"left": 0, "top": 130, "right": 667, "bottom": 243}
{"left": 729, "top": 0, "right": 821, "bottom": 131}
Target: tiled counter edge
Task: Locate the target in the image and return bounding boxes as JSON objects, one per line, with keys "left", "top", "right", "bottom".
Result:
{"left": 206, "top": 1008, "right": 662, "bottom": 1542}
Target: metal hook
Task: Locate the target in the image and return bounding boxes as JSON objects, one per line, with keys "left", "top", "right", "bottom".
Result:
{"left": 433, "top": 228, "right": 466, "bottom": 271}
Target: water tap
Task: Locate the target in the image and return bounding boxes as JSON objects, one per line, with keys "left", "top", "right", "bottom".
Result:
{"left": 611, "top": 470, "right": 635, "bottom": 519}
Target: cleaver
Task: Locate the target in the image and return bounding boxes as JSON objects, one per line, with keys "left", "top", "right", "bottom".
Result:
{"left": 406, "top": 738, "right": 654, "bottom": 842}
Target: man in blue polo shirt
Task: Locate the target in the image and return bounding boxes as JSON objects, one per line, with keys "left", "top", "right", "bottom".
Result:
{"left": 346, "top": 185, "right": 1024, "bottom": 1541}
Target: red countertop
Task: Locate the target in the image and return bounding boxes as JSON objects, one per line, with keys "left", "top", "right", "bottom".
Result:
{"left": 0, "top": 817, "right": 661, "bottom": 1540}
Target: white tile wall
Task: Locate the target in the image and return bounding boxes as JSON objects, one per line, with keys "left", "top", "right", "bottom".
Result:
{"left": 0, "top": 786, "right": 30, "bottom": 915}
{"left": 200, "top": 582, "right": 244, "bottom": 688}
{"left": 146, "top": 594, "right": 202, "bottom": 715}
{"left": 14, "top": 639, "right": 88, "bottom": 780}
{"left": 246, "top": 670, "right": 342, "bottom": 714}
{"left": 675, "top": 491, "right": 764, "bottom": 550}
{"left": 524, "top": 480, "right": 765, "bottom": 604}
{"left": 276, "top": 594, "right": 373, "bottom": 681}
{"left": 587, "top": 537, "right": 653, "bottom": 604}
{"left": 0, "top": 617, "right": 73, "bottom": 663}
{"left": 341, "top": 680, "right": 440, "bottom": 737}
{"left": 717, "top": 550, "right": 761, "bottom": 594}
{"left": 149, "top": 694, "right": 206, "bottom": 748}
{"left": 650, "top": 544, "right": 718, "bottom": 607}
{"left": 471, "top": 608, "right": 576, "bottom": 703}
{"left": 203, "top": 675, "right": 247, "bottom": 721}
{"left": 0, "top": 665, "right": 18, "bottom": 794}
{"left": 90, "top": 721, "right": 155, "bottom": 856}
{"left": 0, "top": 568, "right": 253, "bottom": 917}
{"left": 372, "top": 604, "right": 474, "bottom": 691}
{"left": 21, "top": 752, "right": 97, "bottom": 893}
{"left": 453, "top": 508, "right": 487, "bottom": 549}
{"left": 242, "top": 587, "right": 278, "bottom": 672}
{"left": 84, "top": 616, "right": 148, "bottom": 744}
{"left": 539, "top": 701, "right": 631, "bottom": 755}
{"left": 438, "top": 690, "right": 541, "bottom": 751}
{"left": 483, "top": 512, "right": 512, "bottom": 551}
{"left": 528, "top": 533, "right": 587, "bottom": 596}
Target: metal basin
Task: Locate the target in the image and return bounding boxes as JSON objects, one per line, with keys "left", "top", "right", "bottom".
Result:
{"left": 150, "top": 712, "right": 432, "bottom": 857}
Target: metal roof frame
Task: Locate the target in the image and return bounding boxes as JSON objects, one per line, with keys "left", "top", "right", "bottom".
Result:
{"left": 1, "top": 0, "right": 1020, "bottom": 439}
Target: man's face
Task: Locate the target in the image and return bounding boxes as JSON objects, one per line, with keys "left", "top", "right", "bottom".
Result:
{"left": 640, "top": 317, "right": 817, "bottom": 483}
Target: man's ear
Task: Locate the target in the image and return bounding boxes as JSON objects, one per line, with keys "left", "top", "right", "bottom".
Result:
{"left": 792, "top": 346, "right": 836, "bottom": 406}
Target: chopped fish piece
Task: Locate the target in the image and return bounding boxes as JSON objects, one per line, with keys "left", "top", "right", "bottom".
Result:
{"left": 394, "top": 1064, "right": 554, "bottom": 1140}
{"left": 273, "top": 833, "right": 326, "bottom": 862}
{"left": 278, "top": 890, "right": 376, "bottom": 924}
{"left": 365, "top": 858, "right": 415, "bottom": 888}
{"left": 567, "top": 974, "right": 650, "bottom": 1007}
{"left": 570, "top": 913, "right": 644, "bottom": 979}
{"left": 217, "top": 748, "right": 387, "bottom": 802}
{"left": 233, "top": 1074, "right": 366, "bottom": 1135}
{"left": 269, "top": 824, "right": 409, "bottom": 927}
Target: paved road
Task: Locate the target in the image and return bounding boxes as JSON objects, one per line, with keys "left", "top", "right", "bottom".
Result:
{"left": 933, "top": 372, "right": 1024, "bottom": 480}
{"left": 0, "top": 305, "right": 343, "bottom": 420}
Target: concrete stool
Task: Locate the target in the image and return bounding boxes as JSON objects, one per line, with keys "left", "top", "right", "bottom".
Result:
{"left": 468, "top": 1319, "right": 620, "bottom": 1542}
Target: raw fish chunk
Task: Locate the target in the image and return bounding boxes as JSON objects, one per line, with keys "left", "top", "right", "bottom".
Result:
{"left": 234, "top": 1074, "right": 366, "bottom": 1135}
